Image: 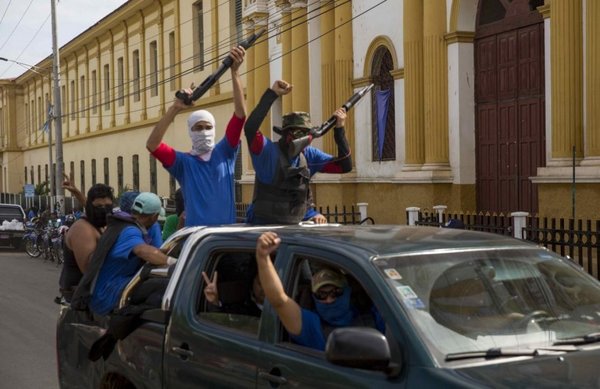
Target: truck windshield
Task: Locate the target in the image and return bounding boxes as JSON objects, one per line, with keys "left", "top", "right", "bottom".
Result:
{"left": 374, "top": 248, "right": 600, "bottom": 362}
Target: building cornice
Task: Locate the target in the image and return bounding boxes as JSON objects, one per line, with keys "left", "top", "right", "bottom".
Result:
{"left": 445, "top": 31, "right": 475, "bottom": 44}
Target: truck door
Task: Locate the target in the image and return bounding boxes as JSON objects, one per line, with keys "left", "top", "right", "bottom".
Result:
{"left": 255, "top": 247, "right": 402, "bottom": 388}
{"left": 164, "top": 240, "right": 261, "bottom": 388}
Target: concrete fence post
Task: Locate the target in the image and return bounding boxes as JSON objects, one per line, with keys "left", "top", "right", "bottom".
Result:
{"left": 511, "top": 211, "right": 530, "bottom": 239}
{"left": 406, "top": 207, "right": 421, "bottom": 226}
{"left": 433, "top": 205, "right": 447, "bottom": 224}
{"left": 357, "top": 203, "right": 368, "bottom": 221}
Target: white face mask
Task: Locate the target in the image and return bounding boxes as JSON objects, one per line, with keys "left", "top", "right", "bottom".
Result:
{"left": 189, "top": 129, "right": 215, "bottom": 156}
{"left": 187, "top": 110, "right": 216, "bottom": 157}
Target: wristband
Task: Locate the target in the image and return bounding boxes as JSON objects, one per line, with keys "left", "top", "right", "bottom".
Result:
{"left": 166, "top": 256, "right": 177, "bottom": 266}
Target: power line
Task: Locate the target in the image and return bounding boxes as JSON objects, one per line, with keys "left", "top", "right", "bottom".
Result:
{"left": 0, "top": 0, "right": 35, "bottom": 52}
{"left": 9, "top": 0, "right": 387, "bottom": 141}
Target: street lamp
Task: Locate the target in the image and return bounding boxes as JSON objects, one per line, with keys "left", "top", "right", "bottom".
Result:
{"left": 0, "top": 57, "right": 49, "bottom": 75}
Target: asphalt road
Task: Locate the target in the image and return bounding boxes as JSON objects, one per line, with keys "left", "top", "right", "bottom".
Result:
{"left": 0, "top": 249, "right": 60, "bottom": 389}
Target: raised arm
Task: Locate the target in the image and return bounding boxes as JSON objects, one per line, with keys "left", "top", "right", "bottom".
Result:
{"left": 256, "top": 232, "right": 303, "bottom": 335}
{"left": 230, "top": 46, "right": 246, "bottom": 119}
{"left": 244, "top": 80, "right": 293, "bottom": 155}
{"left": 320, "top": 108, "right": 352, "bottom": 173}
{"left": 146, "top": 88, "right": 191, "bottom": 152}
{"left": 62, "top": 174, "right": 86, "bottom": 206}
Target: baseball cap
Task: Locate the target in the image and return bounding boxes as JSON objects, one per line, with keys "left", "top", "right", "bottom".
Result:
{"left": 131, "top": 192, "right": 163, "bottom": 215}
{"left": 311, "top": 268, "right": 347, "bottom": 293}
{"left": 282, "top": 111, "right": 312, "bottom": 131}
{"left": 119, "top": 191, "right": 141, "bottom": 214}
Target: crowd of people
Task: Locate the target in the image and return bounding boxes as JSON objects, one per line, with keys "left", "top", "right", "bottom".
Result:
{"left": 60, "top": 44, "right": 380, "bottom": 357}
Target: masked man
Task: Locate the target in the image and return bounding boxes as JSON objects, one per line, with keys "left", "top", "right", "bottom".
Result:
{"left": 146, "top": 46, "right": 246, "bottom": 226}
{"left": 59, "top": 183, "right": 114, "bottom": 302}
{"left": 244, "top": 80, "right": 352, "bottom": 224}
{"left": 255, "top": 232, "right": 384, "bottom": 351}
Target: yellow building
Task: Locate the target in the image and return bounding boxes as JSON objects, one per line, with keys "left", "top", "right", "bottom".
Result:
{"left": 0, "top": 0, "right": 598, "bottom": 224}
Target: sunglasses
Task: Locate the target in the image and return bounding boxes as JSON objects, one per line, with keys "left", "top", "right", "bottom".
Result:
{"left": 289, "top": 128, "right": 310, "bottom": 138}
{"left": 313, "top": 286, "right": 344, "bottom": 301}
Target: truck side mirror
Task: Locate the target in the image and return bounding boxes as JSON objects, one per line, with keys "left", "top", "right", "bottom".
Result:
{"left": 325, "top": 327, "right": 401, "bottom": 376}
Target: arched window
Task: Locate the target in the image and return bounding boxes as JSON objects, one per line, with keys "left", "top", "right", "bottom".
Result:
{"left": 371, "top": 46, "right": 395, "bottom": 161}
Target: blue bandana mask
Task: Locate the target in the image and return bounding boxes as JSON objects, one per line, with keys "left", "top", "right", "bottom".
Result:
{"left": 313, "top": 286, "right": 353, "bottom": 326}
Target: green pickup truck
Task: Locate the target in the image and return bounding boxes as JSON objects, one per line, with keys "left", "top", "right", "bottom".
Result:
{"left": 0, "top": 203, "right": 26, "bottom": 249}
{"left": 57, "top": 225, "right": 600, "bottom": 388}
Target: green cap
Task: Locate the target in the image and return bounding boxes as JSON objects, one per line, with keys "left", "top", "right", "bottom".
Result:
{"left": 282, "top": 111, "right": 312, "bottom": 131}
{"left": 311, "top": 268, "right": 347, "bottom": 293}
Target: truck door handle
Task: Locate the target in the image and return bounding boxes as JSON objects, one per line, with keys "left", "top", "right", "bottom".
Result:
{"left": 172, "top": 345, "right": 194, "bottom": 359}
{"left": 258, "top": 371, "right": 288, "bottom": 385}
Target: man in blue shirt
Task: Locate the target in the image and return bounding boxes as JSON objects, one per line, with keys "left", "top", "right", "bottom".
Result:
{"left": 255, "top": 231, "right": 384, "bottom": 351}
{"left": 146, "top": 46, "right": 246, "bottom": 226}
{"left": 244, "top": 80, "right": 351, "bottom": 224}
{"left": 90, "top": 192, "right": 173, "bottom": 316}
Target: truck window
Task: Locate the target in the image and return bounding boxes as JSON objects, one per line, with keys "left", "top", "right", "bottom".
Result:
{"left": 283, "top": 256, "right": 387, "bottom": 351}
{"left": 197, "top": 251, "right": 262, "bottom": 337}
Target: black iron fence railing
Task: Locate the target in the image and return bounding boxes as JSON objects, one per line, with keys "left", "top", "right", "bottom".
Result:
{"left": 235, "top": 203, "right": 373, "bottom": 225}
{"left": 408, "top": 209, "right": 600, "bottom": 280}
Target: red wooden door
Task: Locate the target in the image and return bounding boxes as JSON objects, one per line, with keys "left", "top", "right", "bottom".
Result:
{"left": 475, "top": 1, "right": 545, "bottom": 214}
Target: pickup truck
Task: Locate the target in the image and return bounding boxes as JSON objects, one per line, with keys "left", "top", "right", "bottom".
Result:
{"left": 57, "top": 224, "right": 600, "bottom": 388}
{"left": 0, "top": 203, "right": 26, "bottom": 249}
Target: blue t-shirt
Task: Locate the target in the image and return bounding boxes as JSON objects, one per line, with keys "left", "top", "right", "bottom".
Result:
{"left": 246, "top": 140, "right": 332, "bottom": 223}
{"left": 291, "top": 307, "right": 386, "bottom": 351}
{"left": 251, "top": 140, "right": 332, "bottom": 184}
{"left": 166, "top": 138, "right": 238, "bottom": 227}
{"left": 89, "top": 225, "right": 162, "bottom": 315}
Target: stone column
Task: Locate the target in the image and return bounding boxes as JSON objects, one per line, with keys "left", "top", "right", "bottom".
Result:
{"left": 403, "top": 0, "right": 425, "bottom": 169}
{"left": 277, "top": 0, "right": 293, "bottom": 114}
{"left": 585, "top": 0, "right": 600, "bottom": 159}
{"left": 290, "top": 0, "right": 309, "bottom": 113}
{"left": 550, "top": 0, "right": 583, "bottom": 161}
{"left": 422, "top": 0, "right": 449, "bottom": 169}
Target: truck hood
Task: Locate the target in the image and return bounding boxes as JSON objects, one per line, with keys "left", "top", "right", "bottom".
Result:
{"left": 453, "top": 347, "right": 600, "bottom": 388}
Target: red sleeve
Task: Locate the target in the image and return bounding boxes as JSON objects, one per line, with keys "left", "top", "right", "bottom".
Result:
{"left": 249, "top": 131, "right": 265, "bottom": 155}
{"left": 151, "top": 143, "right": 176, "bottom": 167}
{"left": 225, "top": 114, "right": 246, "bottom": 148}
{"left": 320, "top": 161, "right": 344, "bottom": 173}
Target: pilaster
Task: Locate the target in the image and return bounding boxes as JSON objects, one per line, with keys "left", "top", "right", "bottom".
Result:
{"left": 333, "top": 0, "right": 354, "bottom": 161}
{"left": 403, "top": 0, "right": 425, "bottom": 169}
{"left": 422, "top": 0, "right": 449, "bottom": 169}
{"left": 320, "top": 0, "right": 335, "bottom": 154}
{"left": 550, "top": 0, "right": 583, "bottom": 163}
{"left": 584, "top": 0, "right": 600, "bottom": 160}
{"left": 290, "top": 0, "right": 309, "bottom": 113}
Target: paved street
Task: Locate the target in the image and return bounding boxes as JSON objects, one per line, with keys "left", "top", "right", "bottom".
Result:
{"left": 0, "top": 249, "right": 60, "bottom": 389}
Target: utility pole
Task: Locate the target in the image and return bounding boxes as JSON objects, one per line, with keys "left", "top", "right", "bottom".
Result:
{"left": 46, "top": 101, "right": 54, "bottom": 206}
{"left": 51, "top": 0, "right": 64, "bottom": 214}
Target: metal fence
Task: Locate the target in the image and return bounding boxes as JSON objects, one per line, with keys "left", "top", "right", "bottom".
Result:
{"left": 408, "top": 208, "right": 600, "bottom": 279}
{"left": 1, "top": 193, "right": 82, "bottom": 215}
{"left": 235, "top": 203, "right": 374, "bottom": 225}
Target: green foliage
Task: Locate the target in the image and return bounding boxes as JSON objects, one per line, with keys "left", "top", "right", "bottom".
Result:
{"left": 35, "top": 181, "right": 50, "bottom": 196}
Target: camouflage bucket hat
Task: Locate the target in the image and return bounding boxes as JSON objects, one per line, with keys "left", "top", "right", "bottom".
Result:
{"left": 282, "top": 111, "right": 312, "bottom": 131}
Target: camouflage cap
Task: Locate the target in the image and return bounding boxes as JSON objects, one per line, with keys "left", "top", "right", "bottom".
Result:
{"left": 311, "top": 268, "right": 347, "bottom": 293}
{"left": 282, "top": 111, "right": 312, "bottom": 131}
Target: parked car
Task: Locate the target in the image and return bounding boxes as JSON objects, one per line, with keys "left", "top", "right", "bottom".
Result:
{"left": 0, "top": 203, "right": 26, "bottom": 249}
{"left": 57, "top": 225, "right": 600, "bottom": 388}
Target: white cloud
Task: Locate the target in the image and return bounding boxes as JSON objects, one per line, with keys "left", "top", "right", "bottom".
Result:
{"left": 0, "top": 0, "right": 128, "bottom": 78}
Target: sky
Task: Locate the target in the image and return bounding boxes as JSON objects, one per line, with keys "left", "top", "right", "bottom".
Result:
{"left": 0, "top": 0, "right": 129, "bottom": 79}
